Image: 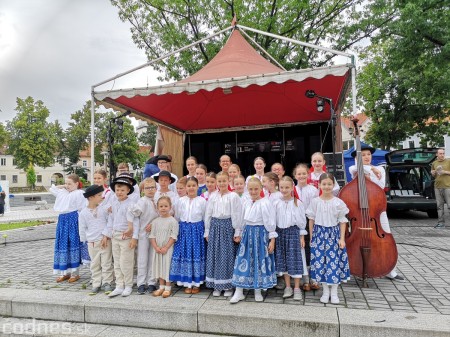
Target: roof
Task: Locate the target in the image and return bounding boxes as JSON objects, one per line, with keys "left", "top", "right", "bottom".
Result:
{"left": 341, "top": 113, "right": 369, "bottom": 130}
{"left": 94, "top": 29, "right": 352, "bottom": 134}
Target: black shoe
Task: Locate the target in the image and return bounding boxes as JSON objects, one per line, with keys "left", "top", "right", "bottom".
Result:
{"left": 137, "top": 284, "right": 147, "bottom": 295}
{"left": 147, "top": 285, "right": 157, "bottom": 293}
{"left": 386, "top": 275, "right": 405, "bottom": 283}
{"left": 434, "top": 223, "right": 445, "bottom": 228}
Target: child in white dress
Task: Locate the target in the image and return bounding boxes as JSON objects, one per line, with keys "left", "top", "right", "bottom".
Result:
{"left": 150, "top": 196, "right": 179, "bottom": 298}
{"left": 306, "top": 173, "right": 351, "bottom": 304}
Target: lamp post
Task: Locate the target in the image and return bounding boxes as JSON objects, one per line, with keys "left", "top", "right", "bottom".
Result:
{"left": 107, "top": 110, "right": 131, "bottom": 185}
{"left": 305, "top": 90, "right": 338, "bottom": 174}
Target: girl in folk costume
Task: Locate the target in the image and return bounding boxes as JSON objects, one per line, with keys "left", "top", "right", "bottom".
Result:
{"left": 195, "top": 164, "right": 208, "bottom": 196}
{"left": 150, "top": 196, "right": 179, "bottom": 298}
{"left": 309, "top": 152, "right": 340, "bottom": 196}
{"left": 50, "top": 174, "right": 86, "bottom": 282}
{"left": 262, "top": 172, "right": 282, "bottom": 203}
{"left": 201, "top": 172, "right": 217, "bottom": 201}
{"left": 274, "top": 176, "right": 307, "bottom": 301}
{"left": 205, "top": 172, "right": 243, "bottom": 297}
{"left": 126, "top": 177, "right": 159, "bottom": 294}
{"left": 93, "top": 169, "right": 112, "bottom": 208}
{"left": 170, "top": 177, "right": 207, "bottom": 293}
{"left": 245, "top": 157, "right": 266, "bottom": 190}
{"left": 185, "top": 156, "right": 198, "bottom": 178}
{"left": 293, "top": 163, "right": 320, "bottom": 291}
{"left": 154, "top": 170, "right": 179, "bottom": 211}
{"left": 230, "top": 178, "right": 277, "bottom": 304}
{"left": 176, "top": 177, "right": 188, "bottom": 198}
{"left": 306, "top": 173, "right": 351, "bottom": 304}
{"left": 227, "top": 164, "right": 241, "bottom": 191}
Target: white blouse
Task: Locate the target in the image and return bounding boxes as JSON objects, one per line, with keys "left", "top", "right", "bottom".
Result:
{"left": 176, "top": 196, "right": 206, "bottom": 223}
{"left": 265, "top": 191, "right": 282, "bottom": 204}
{"left": 295, "top": 184, "right": 319, "bottom": 210}
{"left": 49, "top": 185, "right": 85, "bottom": 213}
{"left": 309, "top": 172, "right": 340, "bottom": 196}
{"left": 274, "top": 198, "right": 307, "bottom": 234}
{"left": 204, "top": 192, "right": 243, "bottom": 237}
{"left": 127, "top": 196, "right": 159, "bottom": 235}
{"left": 349, "top": 164, "right": 386, "bottom": 189}
{"left": 305, "top": 197, "right": 349, "bottom": 227}
{"left": 242, "top": 198, "right": 278, "bottom": 239}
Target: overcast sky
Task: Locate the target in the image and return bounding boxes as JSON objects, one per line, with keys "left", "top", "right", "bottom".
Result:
{"left": 0, "top": 0, "right": 160, "bottom": 126}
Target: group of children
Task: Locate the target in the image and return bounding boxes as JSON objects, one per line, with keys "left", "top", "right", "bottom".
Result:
{"left": 50, "top": 151, "right": 352, "bottom": 305}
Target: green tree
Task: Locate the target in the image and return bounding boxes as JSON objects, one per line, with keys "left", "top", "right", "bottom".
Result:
{"left": 358, "top": 0, "right": 449, "bottom": 148}
{"left": 138, "top": 123, "right": 157, "bottom": 147}
{"left": 0, "top": 123, "right": 9, "bottom": 147}
{"left": 111, "top": 0, "right": 392, "bottom": 80}
{"left": 6, "top": 97, "right": 59, "bottom": 169}
{"left": 26, "top": 164, "right": 36, "bottom": 189}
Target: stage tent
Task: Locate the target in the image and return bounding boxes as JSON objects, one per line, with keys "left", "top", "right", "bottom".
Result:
{"left": 92, "top": 25, "right": 356, "bottom": 177}
{"left": 343, "top": 142, "right": 389, "bottom": 182}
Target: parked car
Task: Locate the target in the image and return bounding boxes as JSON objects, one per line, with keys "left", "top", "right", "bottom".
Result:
{"left": 384, "top": 148, "right": 438, "bottom": 218}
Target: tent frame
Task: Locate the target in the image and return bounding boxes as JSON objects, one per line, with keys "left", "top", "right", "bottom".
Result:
{"left": 90, "top": 23, "right": 357, "bottom": 178}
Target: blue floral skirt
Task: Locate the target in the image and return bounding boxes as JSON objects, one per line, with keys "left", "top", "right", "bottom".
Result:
{"left": 170, "top": 220, "right": 206, "bottom": 287}
{"left": 232, "top": 225, "right": 277, "bottom": 289}
{"left": 275, "top": 226, "right": 303, "bottom": 278}
{"left": 310, "top": 224, "right": 351, "bottom": 285}
{"left": 206, "top": 217, "right": 237, "bottom": 291}
{"left": 53, "top": 211, "right": 81, "bottom": 274}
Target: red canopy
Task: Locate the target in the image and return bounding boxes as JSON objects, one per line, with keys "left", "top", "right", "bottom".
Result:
{"left": 95, "top": 29, "right": 351, "bottom": 133}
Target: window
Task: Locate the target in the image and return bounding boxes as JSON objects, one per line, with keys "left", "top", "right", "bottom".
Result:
{"left": 13, "top": 158, "right": 17, "bottom": 166}
{"left": 0, "top": 158, "right": 5, "bottom": 166}
{"left": 37, "top": 175, "right": 42, "bottom": 183}
{"left": 409, "top": 141, "right": 415, "bottom": 149}
{"left": 0, "top": 175, "right": 5, "bottom": 180}
{"left": 12, "top": 175, "right": 18, "bottom": 183}
{"left": 82, "top": 160, "right": 87, "bottom": 167}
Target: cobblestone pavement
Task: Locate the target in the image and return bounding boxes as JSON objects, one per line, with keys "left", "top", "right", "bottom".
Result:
{"left": 0, "top": 207, "right": 449, "bottom": 315}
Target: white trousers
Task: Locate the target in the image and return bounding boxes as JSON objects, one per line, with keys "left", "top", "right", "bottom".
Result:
{"left": 137, "top": 233, "right": 155, "bottom": 286}
{"left": 112, "top": 232, "right": 135, "bottom": 288}
{"left": 379, "top": 211, "right": 398, "bottom": 278}
{"left": 87, "top": 240, "right": 113, "bottom": 288}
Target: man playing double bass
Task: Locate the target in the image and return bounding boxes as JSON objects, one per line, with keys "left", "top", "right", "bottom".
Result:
{"left": 348, "top": 145, "right": 405, "bottom": 282}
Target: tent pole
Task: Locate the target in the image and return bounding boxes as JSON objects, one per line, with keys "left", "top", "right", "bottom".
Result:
{"left": 237, "top": 25, "right": 353, "bottom": 58}
{"left": 92, "top": 26, "right": 234, "bottom": 90}
{"left": 90, "top": 89, "right": 95, "bottom": 183}
{"left": 351, "top": 55, "right": 357, "bottom": 117}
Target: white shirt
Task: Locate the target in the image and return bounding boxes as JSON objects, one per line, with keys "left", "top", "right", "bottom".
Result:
{"left": 176, "top": 196, "right": 206, "bottom": 223}
{"left": 205, "top": 191, "right": 243, "bottom": 237}
{"left": 306, "top": 197, "right": 349, "bottom": 227}
{"left": 127, "top": 196, "right": 158, "bottom": 236}
{"left": 78, "top": 204, "right": 109, "bottom": 242}
{"left": 349, "top": 164, "right": 386, "bottom": 189}
{"left": 265, "top": 190, "right": 282, "bottom": 204}
{"left": 274, "top": 198, "right": 307, "bottom": 234}
{"left": 309, "top": 172, "right": 340, "bottom": 196}
{"left": 242, "top": 197, "right": 278, "bottom": 239}
{"left": 295, "top": 184, "right": 319, "bottom": 210}
{"left": 49, "top": 185, "right": 85, "bottom": 213}
{"left": 105, "top": 197, "right": 139, "bottom": 239}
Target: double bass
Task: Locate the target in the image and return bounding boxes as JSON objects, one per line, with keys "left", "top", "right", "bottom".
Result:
{"left": 339, "top": 118, "right": 398, "bottom": 287}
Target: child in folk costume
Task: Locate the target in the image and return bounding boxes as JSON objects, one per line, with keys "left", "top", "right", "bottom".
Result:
{"left": 202, "top": 172, "right": 217, "bottom": 201}
{"left": 293, "top": 163, "right": 320, "bottom": 291}
{"left": 274, "top": 176, "right": 307, "bottom": 301}
{"left": 127, "top": 177, "right": 159, "bottom": 295}
{"left": 176, "top": 177, "right": 188, "bottom": 198}
{"left": 227, "top": 164, "right": 241, "bottom": 191}
{"left": 233, "top": 175, "right": 246, "bottom": 198}
{"left": 78, "top": 185, "right": 113, "bottom": 294}
{"left": 185, "top": 156, "right": 198, "bottom": 178}
{"left": 230, "top": 178, "right": 277, "bottom": 304}
{"left": 306, "top": 173, "right": 351, "bottom": 304}
{"left": 262, "top": 172, "right": 282, "bottom": 203}
{"left": 245, "top": 157, "right": 266, "bottom": 186}
{"left": 195, "top": 164, "right": 208, "bottom": 196}
{"left": 102, "top": 173, "right": 139, "bottom": 298}
{"left": 50, "top": 174, "right": 86, "bottom": 283}
{"left": 93, "top": 169, "right": 113, "bottom": 209}
{"left": 154, "top": 170, "right": 179, "bottom": 210}
{"left": 170, "top": 177, "right": 207, "bottom": 293}
{"left": 150, "top": 196, "right": 179, "bottom": 298}
{"left": 309, "top": 152, "right": 340, "bottom": 196}
{"left": 205, "top": 171, "right": 242, "bottom": 297}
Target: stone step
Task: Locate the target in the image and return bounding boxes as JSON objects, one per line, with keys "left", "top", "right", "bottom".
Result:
{"left": 1, "top": 289, "right": 449, "bottom": 337}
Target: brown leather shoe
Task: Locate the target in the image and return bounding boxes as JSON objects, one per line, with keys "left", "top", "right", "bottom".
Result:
{"left": 310, "top": 282, "right": 320, "bottom": 290}
{"left": 303, "top": 283, "right": 311, "bottom": 291}
{"left": 153, "top": 288, "right": 164, "bottom": 297}
{"left": 68, "top": 275, "right": 80, "bottom": 283}
{"left": 56, "top": 275, "right": 70, "bottom": 283}
{"left": 162, "top": 290, "right": 171, "bottom": 298}
{"left": 191, "top": 287, "right": 200, "bottom": 294}
{"left": 184, "top": 287, "right": 192, "bottom": 294}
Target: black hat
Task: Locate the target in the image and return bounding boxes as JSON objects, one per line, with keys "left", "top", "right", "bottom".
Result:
{"left": 156, "top": 155, "right": 171, "bottom": 163}
{"left": 83, "top": 184, "right": 104, "bottom": 198}
{"left": 351, "top": 145, "right": 376, "bottom": 158}
{"left": 154, "top": 170, "right": 175, "bottom": 184}
{"left": 111, "top": 173, "right": 136, "bottom": 195}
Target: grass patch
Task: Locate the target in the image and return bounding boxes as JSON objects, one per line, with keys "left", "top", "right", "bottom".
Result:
{"left": 0, "top": 220, "right": 47, "bottom": 231}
